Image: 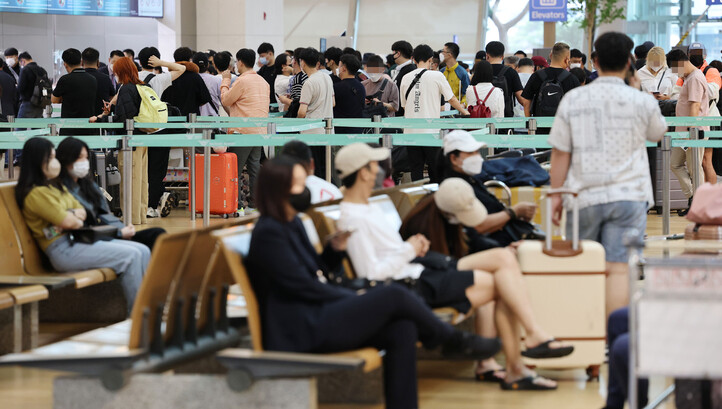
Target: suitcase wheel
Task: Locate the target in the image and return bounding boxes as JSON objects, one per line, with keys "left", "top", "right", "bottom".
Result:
{"left": 113, "top": 209, "right": 122, "bottom": 217}
{"left": 222, "top": 214, "right": 230, "bottom": 219}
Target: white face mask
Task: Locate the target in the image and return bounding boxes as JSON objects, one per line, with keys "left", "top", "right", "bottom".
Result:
{"left": 45, "top": 158, "right": 61, "bottom": 180}
{"left": 569, "top": 63, "right": 582, "bottom": 69}
{"left": 369, "top": 73, "right": 383, "bottom": 82}
{"left": 259, "top": 57, "right": 268, "bottom": 66}
{"left": 5, "top": 57, "right": 16, "bottom": 67}
{"left": 649, "top": 63, "right": 663, "bottom": 72}
{"left": 447, "top": 216, "right": 460, "bottom": 225}
{"left": 439, "top": 53, "right": 446, "bottom": 63}
{"left": 461, "top": 155, "right": 483, "bottom": 176}
{"left": 71, "top": 159, "right": 90, "bottom": 179}
{"left": 335, "top": 67, "right": 339, "bottom": 76}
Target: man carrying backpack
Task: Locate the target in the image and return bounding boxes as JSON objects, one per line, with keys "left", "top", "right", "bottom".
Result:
{"left": 17, "top": 52, "right": 51, "bottom": 119}
{"left": 485, "top": 41, "right": 525, "bottom": 118}
{"left": 521, "top": 42, "right": 580, "bottom": 119}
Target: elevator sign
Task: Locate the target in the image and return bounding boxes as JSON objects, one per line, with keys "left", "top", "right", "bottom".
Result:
{"left": 708, "top": 0, "right": 722, "bottom": 5}
{"left": 530, "top": 0, "right": 568, "bottom": 22}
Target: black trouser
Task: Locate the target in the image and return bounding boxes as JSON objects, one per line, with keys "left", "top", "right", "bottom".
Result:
{"left": 147, "top": 147, "right": 170, "bottom": 209}
{"left": 407, "top": 146, "right": 440, "bottom": 182}
{"left": 131, "top": 228, "right": 166, "bottom": 251}
{"left": 311, "top": 145, "right": 327, "bottom": 180}
{"left": 312, "top": 284, "right": 454, "bottom": 409}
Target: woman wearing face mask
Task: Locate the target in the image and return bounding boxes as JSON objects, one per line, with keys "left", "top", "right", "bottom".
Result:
{"left": 273, "top": 54, "right": 294, "bottom": 112}
{"left": 55, "top": 137, "right": 166, "bottom": 250}
{"left": 15, "top": 137, "right": 148, "bottom": 315}
{"left": 399, "top": 178, "right": 572, "bottom": 390}
{"left": 436, "top": 130, "right": 539, "bottom": 252}
{"left": 636, "top": 46, "right": 678, "bottom": 101}
{"left": 247, "top": 156, "right": 505, "bottom": 408}
{"left": 361, "top": 55, "right": 400, "bottom": 117}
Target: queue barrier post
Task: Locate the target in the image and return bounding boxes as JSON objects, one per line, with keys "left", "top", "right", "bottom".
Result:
{"left": 202, "top": 129, "right": 211, "bottom": 227}
{"left": 49, "top": 123, "right": 58, "bottom": 137}
{"left": 266, "top": 122, "right": 277, "bottom": 160}
{"left": 324, "top": 118, "right": 333, "bottom": 183}
{"left": 661, "top": 134, "right": 672, "bottom": 236}
{"left": 372, "top": 114, "right": 382, "bottom": 135}
{"left": 189, "top": 113, "right": 197, "bottom": 222}
{"left": 486, "top": 123, "right": 496, "bottom": 156}
{"left": 6, "top": 115, "right": 14, "bottom": 179}
{"left": 689, "top": 127, "right": 702, "bottom": 193}
{"left": 527, "top": 118, "right": 537, "bottom": 136}
{"left": 122, "top": 119, "right": 134, "bottom": 227}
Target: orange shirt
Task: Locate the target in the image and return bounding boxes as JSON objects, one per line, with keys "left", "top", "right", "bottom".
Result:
{"left": 676, "top": 61, "right": 722, "bottom": 88}
{"left": 220, "top": 70, "right": 270, "bottom": 134}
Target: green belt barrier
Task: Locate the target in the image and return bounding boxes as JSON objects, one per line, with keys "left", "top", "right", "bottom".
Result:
{"left": 168, "top": 116, "right": 187, "bottom": 122}
{"left": 672, "top": 140, "right": 722, "bottom": 148}
{"left": 0, "top": 120, "right": 124, "bottom": 129}
{"left": 439, "top": 110, "right": 459, "bottom": 117}
{"left": 0, "top": 128, "right": 50, "bottom": 138}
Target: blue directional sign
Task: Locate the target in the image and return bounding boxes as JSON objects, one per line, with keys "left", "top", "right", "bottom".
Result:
{"left": 708, "top": 0, "right": 722, "bottom": 6}
{"left": 530, "top": 0, "right": 568, "bottom": 22}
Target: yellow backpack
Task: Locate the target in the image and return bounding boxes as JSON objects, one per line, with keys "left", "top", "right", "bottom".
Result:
{"left": 134, "top": 84, "right": 168, "bottom": 133}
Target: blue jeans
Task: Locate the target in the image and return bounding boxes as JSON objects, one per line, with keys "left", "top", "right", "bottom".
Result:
{"left": 44, "top": 236, "right": 150, "bottom": 314}
{"left": 568, "top": 201, "right": 647, "bottom": 263}
{"left": 17, "top": 101, "right": 44, "bottom": 119}
{"left": 606, "top": 307, "right": 648, "bottom": 409}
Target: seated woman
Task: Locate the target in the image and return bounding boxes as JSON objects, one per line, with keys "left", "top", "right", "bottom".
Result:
{"left": 399, "top": 178, "right": 574, "bottom": 389}
{"left": 55, "top": 137, "right": 166, "bottom": 250}
{"left": 15, "top": 137, "right": 149, "bottom": 314}
{"left": 245, "top": 156, "right": 501, "bottom": 409}
{"left": 437, "top": 130, "right": 540, "bottom": 252}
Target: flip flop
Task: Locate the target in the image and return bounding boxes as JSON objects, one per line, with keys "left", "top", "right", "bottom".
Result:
{"left": 501, "top": 375, "right": 558, "bottom": 391}
{"left": 522, "top": 339, "right": 574, "bottom": 359}
{"left": 475, "top": 369, "right": 506, "bottom": 383}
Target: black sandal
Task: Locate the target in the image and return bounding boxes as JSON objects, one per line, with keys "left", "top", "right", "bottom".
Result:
{"left": 522, "top": 339, "right": 574, "bottom": 359}
{"left": 475, "top": 369, "right": 506, "bottom": 383}
{"left": 501, "top": 375, "right": 558, "bottom": 391}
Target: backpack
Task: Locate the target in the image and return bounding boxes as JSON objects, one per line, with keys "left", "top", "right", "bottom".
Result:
{"left": 492, "top": 65, "right": 514, "bottom": 117}
{"left": 134, "top": 84, "right": 168, "bottom": 133}
{"left": 362, "top": 79, "right": 390, "bottom": 118}
{"left": 468, "top": 86, "right": 496, "bottom": 119}
{"left": 29, "top": 66, "right": 52, "bottom": 108}
{"left": 532, "top": 69, "right": 571, "bottom": 117}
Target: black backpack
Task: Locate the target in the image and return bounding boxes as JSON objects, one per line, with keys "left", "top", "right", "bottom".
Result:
{"left": 532, "top": 69, "right": 571, "bottom": 117}
{"left": 362, "top": 79, "right": 390, "bottom": 118}
{"left": 492, "top": 65, "right": 514, "bottom": 117}
{"left": 29, "top": 66, "right": 52, "bottom": 108}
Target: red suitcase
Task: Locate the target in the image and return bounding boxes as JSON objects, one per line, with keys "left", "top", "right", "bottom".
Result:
{"left": 190, "top": 153, "right": 239, "bottom": 217}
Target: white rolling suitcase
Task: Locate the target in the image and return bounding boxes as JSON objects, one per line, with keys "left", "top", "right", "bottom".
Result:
{"left": 516, "top": 189, "right": 606, "bottom": 376}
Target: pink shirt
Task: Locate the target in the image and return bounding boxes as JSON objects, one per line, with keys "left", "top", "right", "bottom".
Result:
{"left": 676, "top": 68, "right": 710, "bottom": 132}
{"left": 221, "top": 70, "right": 270, "bottom": 134}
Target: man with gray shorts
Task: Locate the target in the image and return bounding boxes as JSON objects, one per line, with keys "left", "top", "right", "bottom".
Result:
{"left": 548, "top": 32, "right": 667, "bottom": 318}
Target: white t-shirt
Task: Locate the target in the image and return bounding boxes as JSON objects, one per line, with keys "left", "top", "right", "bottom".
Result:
{"left": 399, "top": 68, "right": 455, "bottom": 134}
{"left": 306, "top": 175, "right": 343, "bottom": 204}
{"left": 338, "top": 201, "right": 425, "bottom": 281}
{"left": 138, "top": 70, "right": 172, "bottom": 98}
{"left": 465, "top": 83, "right": 504, "bottom": 118}
{"left": 515, "top": 72, "right": 533, "bottom": 117}
{"left": 274, "top": 75, "right": 291, "bottom": 109}
{"left": 636, "top": 66, "right": 678, "bottom": 96}
{"left": 199, "top": 72, "right": 222, "bottom": 116}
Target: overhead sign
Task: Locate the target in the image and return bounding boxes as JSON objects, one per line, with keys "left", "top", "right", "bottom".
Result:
{"left": 708, "top": 0, "right": 722, "bottom": 5}
{"left": 0, "top": 0, "right": 163, "bottom": 18}
{"left": 530, "top": 0, "right": 568, "bottom": 22}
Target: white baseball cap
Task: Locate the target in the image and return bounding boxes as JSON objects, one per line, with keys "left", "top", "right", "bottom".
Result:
{"left": 434, "top": 178, "right": 488, "bottom": 227}
{"left": 335, "top": 143, "right": 390, "bottom": 179}
{"left": 443, "top": 130, "right": 487, "bottom": 155}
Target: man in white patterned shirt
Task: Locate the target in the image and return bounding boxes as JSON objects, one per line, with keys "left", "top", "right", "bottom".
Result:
{"left": 548, "top": 32, "right": 667, "bottom": 318}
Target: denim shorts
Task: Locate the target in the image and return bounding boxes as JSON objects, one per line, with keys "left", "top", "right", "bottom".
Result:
{"left": 567, "top": 201, "right": 647, "bottom": 263}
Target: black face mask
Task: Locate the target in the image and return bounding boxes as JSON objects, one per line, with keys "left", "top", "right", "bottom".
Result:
{"left": 289, "top": 187, "right": 312, "bottom": 212}
{"left": 689, "top": 55, "right": 704, "bottom": 69}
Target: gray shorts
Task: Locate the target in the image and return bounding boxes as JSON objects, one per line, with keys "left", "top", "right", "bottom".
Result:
{"left": 567, "top": 201, "right": 647, "bottom": 263}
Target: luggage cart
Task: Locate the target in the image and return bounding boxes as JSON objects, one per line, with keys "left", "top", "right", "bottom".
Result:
{"left": 626, "top": 238, "right": 722, "bottom": 409}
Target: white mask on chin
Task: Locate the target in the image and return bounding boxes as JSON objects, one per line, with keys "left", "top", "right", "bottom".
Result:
{"left": 461, "top": 155, "right": 483, "bottom": 176}
{"left": 569, "top": 63, "right": 582, "bottom": 69}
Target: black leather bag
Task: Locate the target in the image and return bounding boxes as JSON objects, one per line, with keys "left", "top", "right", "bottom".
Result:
{"left": 68, "top": 225, "right": 118, "bottom": 245}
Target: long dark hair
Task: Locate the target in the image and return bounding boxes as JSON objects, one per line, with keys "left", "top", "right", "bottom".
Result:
{"left": 435, "top": 149, "right": 462, "bottom": 183}
{"left": 400, "top": 194, "right": 468, "bottom": 259}
{"left": 470, "top": 60, "right": 493, "bottom": 86}
{"left": 15, "top": 137, "right": 61, "bottom": 208}
{"left": 255, "top": 156, "right": 298, "bottom": 222}
{"left": 56, "top": 137, "right": 104, "bottom": 211}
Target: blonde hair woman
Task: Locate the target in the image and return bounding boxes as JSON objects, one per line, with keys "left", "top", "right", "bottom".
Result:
{"left": 636, "top": 46, "right": 678, "bottom": 100}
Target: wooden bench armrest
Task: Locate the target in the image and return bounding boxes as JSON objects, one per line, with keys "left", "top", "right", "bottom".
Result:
{"left": 67, "top": 270, "right": 109, "bottom": 289}
{"left": 0, "top": 291, "right": 14, "bottom": 309}
{"left": 7, "top": 285, "right": 48, "bottom": 304}
{"left": 217, "top": 348, "right": 381, "bottom": 379}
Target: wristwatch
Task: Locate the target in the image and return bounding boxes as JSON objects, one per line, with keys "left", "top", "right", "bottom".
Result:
{"left": 504, "top": 207, "right": 517, "bottom": 220}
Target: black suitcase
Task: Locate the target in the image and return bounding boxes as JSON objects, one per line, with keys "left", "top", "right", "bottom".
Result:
{"left": 674, "top": 379, "right": 722, "bottom": 409}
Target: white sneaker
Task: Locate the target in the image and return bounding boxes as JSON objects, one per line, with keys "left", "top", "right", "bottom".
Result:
{"left": 146, "top": 208, "right": 160, "bottom": 218}
{"left": 159, "top": 192, "right": 172, "bottom": 217}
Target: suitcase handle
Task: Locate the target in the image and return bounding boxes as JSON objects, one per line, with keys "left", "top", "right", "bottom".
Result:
{"left": 544, "top": 188, "right": 580, "bottom": 254}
